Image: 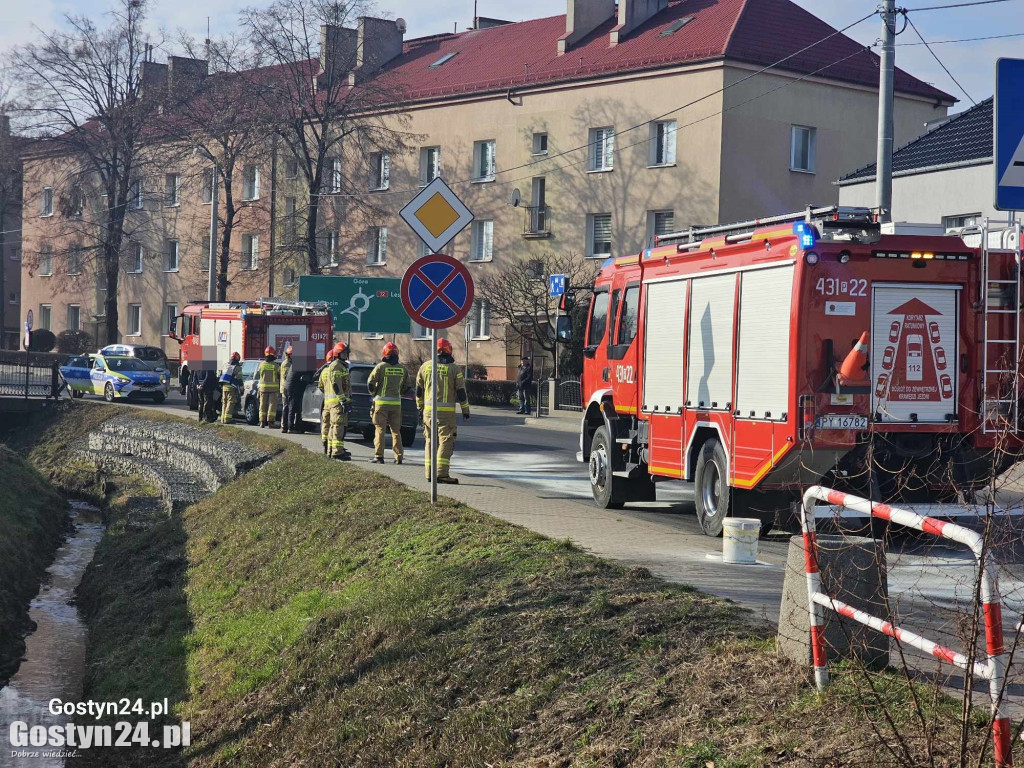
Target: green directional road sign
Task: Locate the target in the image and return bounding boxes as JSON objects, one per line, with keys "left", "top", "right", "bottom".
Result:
{"left": 298, "top": 276, "right": 411, "bottom": 334}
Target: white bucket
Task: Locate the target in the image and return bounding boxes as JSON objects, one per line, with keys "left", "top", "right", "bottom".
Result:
{"left": 722, "top": 518, "right": 761, "bottom": 564}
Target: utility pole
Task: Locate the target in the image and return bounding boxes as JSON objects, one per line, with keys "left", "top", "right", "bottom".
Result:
{"left": 268, "top": 133, "right": 278, "bottom": 298}
{"left": 875, "top": 0, "right": 896, "bottom": 223}
{"left": 208, "top": 164, "right": 219, "bottom": 301}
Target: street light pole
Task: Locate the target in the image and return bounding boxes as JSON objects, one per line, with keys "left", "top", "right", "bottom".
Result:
{"left": 875, "top": 0, "right": 896, "bottom": 223}
{"left": 208, "top": 164, "right": 219, "bottom": 301}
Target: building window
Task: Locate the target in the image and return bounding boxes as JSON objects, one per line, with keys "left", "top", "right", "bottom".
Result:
{"left": 587, "top": 213, "right": 612, "bottom": 258}
{"left": 200, "top": 235, "right": 211, "bottom": 271}
{"left": 647, "top": 210, "right": 675, "bottom": 244}
{"left": 469, "top": 299, "right": 490, "bottom": 339}
{"left": 285, "top": 197, "right": 298, "bottom": 243}
{"left": 285, "top": 158, "right": 299, "bottom": 179}
{"left": 95, "top": 271, "right": 107, "bottom": 316}
{"left": 532, "top": 132, "right": 548, "bottom": 155}
{"left": 319, "top": 230, "right": 339, "bottom": 269}
{"left": 241, "top": 234, "right": 259, "bottom": 270}
{"left": 283, "top": 267, "right": 296, "bottom": 287}
{"left": 328, "top": 157, "right": 342, "bottom": 194}
{"left": 370, "top": 152, "right": 390, "bottom": 191}
{"left": 66, "top": 304, "right": 81, "bottom": 332}
{"left": 942, "top": 213, "right": 982, "bottom": 230}
{"left": 650, "top": 120, "right": 677, "bottom": 166}
{"left": 165, "top": 173, "right": 180, "bottom": 206}
{"left": 420, "top": 146, "right": 441, "bottom": 185}
{"left": 790, "top": 125, "right": 816, "bottom": 173}
{"left": 363, "top": 332, "right": 384, "bottom": 340}
{"left": 164, "top": 239, "right": 179, "bottom": 272}
{"left": 39, "top": 304, "right": 51, "bottom": 331}
{"left": 367, "top": 227, "right": 387, "bottom": 265}
{"left": 242, "top": 164, "right": 260, "bottom": 200}
{"left": 38, "top": 246, "right": 53, "bottom": 276}
{"left": 127, "top": 242, "right": 143, "bottom": 273}
{"left": 411, "top": 322, "right": 430, "bottom": 340}
{"left": 588, "top": 127, "right": 614, "bottom": 172}
{"left": 67, "top": 245, "right": 83, "bottom": 275}
{"left": 130, "top": 178, "right": 144, "bottom": 209}
{"left": 127, "top": 303, "right": 142, "bottom": 336}
{"left": 526, "top": 259, "right": 544, "bottom": 280}
{"left": 40, "top": 186, "right": 53, "bottom": 216}
{"left": 201, "top": 169, "right": 213, "bottom": 204}
{"left": 164, "top": 304, "right": 177, "bottom": 337}
{"left": 473, "top": 140, "right": 496, "bottom": 182}
{"left": 470, "top": 220, "right": 493, "bottom": 262}
{"left": 67, "top": 180, "right": 84, "bottom": 217}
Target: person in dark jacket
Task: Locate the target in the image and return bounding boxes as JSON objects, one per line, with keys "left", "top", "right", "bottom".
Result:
{"left": 194, "top": 367, "right": 218, "bottom": 422}
{"left": 515, "top": 358, "right": 534, "bottom": 414}
{"left": 280, "top": 345, "right": 308, "bottom": 434}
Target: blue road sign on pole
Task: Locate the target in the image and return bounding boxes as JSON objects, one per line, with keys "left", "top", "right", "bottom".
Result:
{"left": 549, "top": 274, "right": 567, "bottom": 297}
{"left": 401, "top": 254, "right": 476, "bottom": 330}
{"left": 995, "top": 58, "right": 1024, "bottom": 211}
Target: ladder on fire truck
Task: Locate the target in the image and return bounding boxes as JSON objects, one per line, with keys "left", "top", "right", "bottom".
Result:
{"left": 655, "top": 204, "right": 879, "bottom": 247}
{"left": 978, "top": 216, "right": 1023, "bottom": 435}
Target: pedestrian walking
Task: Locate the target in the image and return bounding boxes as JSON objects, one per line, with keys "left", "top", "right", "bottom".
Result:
{"left": 256, "top": 346, "right": 281, "bottom": 428}
{"left": 515, "top": 357, "right": 534, "bottom": 414}
{"left": 219, "top": 352, "right": 243, "bottom": 424}
{"left": 280, "top": 345, "right": 307, "bottom": 434}
{"left": 416, "top": 337, "right": 470, "bottom": 485}
{"left": 368, "top": 342, "right": 410, "bottom": 464}
{"left": 318, "top": 342, "right": 352, "bottom": 460}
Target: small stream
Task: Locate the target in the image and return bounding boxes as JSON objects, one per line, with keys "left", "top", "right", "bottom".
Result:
{"left": 0, "top": 502, "right": 103, "bottom": 767}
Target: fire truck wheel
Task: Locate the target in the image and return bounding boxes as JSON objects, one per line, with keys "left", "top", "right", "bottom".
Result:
{"left": 589, "top": 426, "right": 625, "bottom": 509}
{"left": 695, "top": 438, "right": 729, "bottom": 537}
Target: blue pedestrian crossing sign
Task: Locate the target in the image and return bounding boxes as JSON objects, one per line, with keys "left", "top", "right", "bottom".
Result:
{"left": 995, "top": 58, "right": 1024, "bottom": 211}
{"left": 549, "top": 274, "right": 567, "bottom": 297}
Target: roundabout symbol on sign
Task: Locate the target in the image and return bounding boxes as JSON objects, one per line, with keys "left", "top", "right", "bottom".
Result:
{"left": 401, "top": 254, "right": 475, "bottom": 330}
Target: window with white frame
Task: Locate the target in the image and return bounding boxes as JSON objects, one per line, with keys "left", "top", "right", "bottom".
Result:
{"left": 128, "top": 303, "right": 142, "bottom": 336}
{"left": 319, "top": 230, "right": 338, "bottom": 268}
{"left": 588, "top": 127, "right": 614, "bottom": 171}
{"left": 942, "top": 212, "right": 982, "bottom": 230}
{"left": 129, "top": 242, "right": 143, "bottom": 273}
{"left": 586, "top": 213, "right": 612, "bottom": 258}
{"left": 647, "top": 210, "right": 675, "bottom": 244}
{"left": 363, "top": 332, "right": 384, "bottom": 340}
{"left": 650, "top": 120, "right": 677, "bottom": 166}
{"left": 164, "top": 239, "right": 179, "bottom": 272}
{"left": 420, "top": 146, "right": 441, "bottom": 184}
{"left": 285, "top": 158, "right": 299, "bottom": 179}
{"left": 242, "top": 164, "right": 260, "bottom": 200}
{"left": 283, "top": 267, "right": 296, "bottom": 286}
{"left": 67, "top": 245, "right": 83, "bottom": 275}
{"left": 242, "top": 234, "right": 259, "bottom": 270}
{"left": 130, "top": 178, "right": 144, "bottom": 209}
{"left": 40, "top": 186, "right": 53, "bottom": 216}
{"left": 39, "top": 304, "right": 51, "bottom": 331}
{"left": 532, "top": 132, "right": 548, "bottom": 155}
{"left": 66, "top": 304, "right": 81, "bottom": 332}
{"left": 469, "top": 299, "right": 490, "bottom": 339}
{"left": 67, "top": 179, "right": 83, "bottom": 217}
{"left": 38, "top": 246, "right": 53, "bottom": 276}
{"left": 367, "top": 227, "right": 387, "bottom": 265}
{"left": 164, "top": 304, "right": 177, "bottom": 336}
{"left": 411, "top": 321, "right": 431, "bottom": 340}
{"left": 328, "top": 157, "right": 342, "bottom": 194}
{"left": 370, "top": 152, "right": 390, "bottom": 191}
{"left": 473, "top": 140, "right": 496, "bottom": 182}
{"left": 201, "top": 170, "right": 213, "bottom": 204}
{"left": 165, "top": 173, "right": 180, "bottom": 206}
{"left": 470, "top": 220, "right": 493, "bottom": 261}
{"left": 790, "top": 125, "right": 816, "bottom": 173}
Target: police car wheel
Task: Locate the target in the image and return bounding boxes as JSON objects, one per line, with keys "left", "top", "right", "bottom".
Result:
{"left": 695, "top": 438, "right": 729, "bottom": 537}
{"left": 103, "top": 382, "right": 116, "bottom": 403}
{"left": 152, "top": 392, "right": 166, "bottom": 404}
{"left": 73, "top": 390, "right": 84, "bottom": 399}
{"left": 401, "top": 427, "right": 416, "bottom": 448}
{"left": 589, "top": 426, "right": 625, "bottom": 509}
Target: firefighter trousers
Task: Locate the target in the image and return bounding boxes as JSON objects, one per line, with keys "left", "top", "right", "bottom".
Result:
{"left": 324, "top": 403, "right": 346, "bottom": 457}
{"left": 423, "top": 411, "right": 457, "bottom": 479}
{"left": 259, "top": 389, "right": 278, "bottom": 425}
{"left": 220, "top": 385, "right": 238, "bottom": 423}
{"left": 373, "top": 407, "right": 403, "bottom": 460}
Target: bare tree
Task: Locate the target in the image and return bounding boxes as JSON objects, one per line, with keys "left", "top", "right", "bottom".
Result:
{"left": 11, "top": 0, "right": 161, "bottom": 344}
{"left": 240, "top": 0, "right": 410, "bottom": 275}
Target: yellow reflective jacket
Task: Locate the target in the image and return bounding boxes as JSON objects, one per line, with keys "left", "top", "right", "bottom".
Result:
{"left": 255, "top": 360, "right": 281, "bottom": 392}
{"left": 318, "top": 360, "right": 351, "bottom": 407}
{"left": 368, "top": 361, "right": 410, "bottom": 410}
{"left": 416, "top": 359, "right": 469, "bottom": 416}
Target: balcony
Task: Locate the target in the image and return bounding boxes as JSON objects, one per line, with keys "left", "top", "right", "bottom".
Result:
{"left": 523, "top": 205, "right": 550, "bottom": 239}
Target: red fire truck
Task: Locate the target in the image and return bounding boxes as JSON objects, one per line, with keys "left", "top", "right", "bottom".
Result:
{"left": 578, "top": 206, "right": 1022, "bottom": 535}
{"left": 168, "top": 299, "right": 334, "bottom": 409}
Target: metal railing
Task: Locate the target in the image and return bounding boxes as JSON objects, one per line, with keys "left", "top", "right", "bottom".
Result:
{"left": 0, "top": 355, "right": 61, "bottom": 399}
{"left": 523, "top": 205, "right": 550, "bottom": 237}
{"left": 556, "top": 375, "right": 582, "bottom": 411}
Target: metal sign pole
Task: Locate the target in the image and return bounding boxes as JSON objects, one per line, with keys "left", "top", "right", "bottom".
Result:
{"left": 430, "top": 328, "right": 438, "bottom": 504}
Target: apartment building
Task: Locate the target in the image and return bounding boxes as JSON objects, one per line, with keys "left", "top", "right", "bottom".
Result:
{"left": 20, "top": 0, "right": 952, "bottom": 377}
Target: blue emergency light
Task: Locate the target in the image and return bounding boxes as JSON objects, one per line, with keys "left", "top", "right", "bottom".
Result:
{"left": 793, "top": 221, "right": 817, "bottom": 249}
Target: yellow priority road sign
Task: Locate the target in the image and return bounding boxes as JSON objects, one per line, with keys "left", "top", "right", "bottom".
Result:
{"left": 399, "top": 177, "right": 474, "bottom": 253}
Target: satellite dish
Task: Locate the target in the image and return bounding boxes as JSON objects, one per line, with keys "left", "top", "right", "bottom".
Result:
{"left": 395, "top": 17, "right": 407, "bottom": 33}
{"left": 509, "top": 188, "right": 522, "bottom": 207}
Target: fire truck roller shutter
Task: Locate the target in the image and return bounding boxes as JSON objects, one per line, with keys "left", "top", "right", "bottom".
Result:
{"left": 642, "top": 279, "right": 688, "bottom": 412}
{"left": 687, "top": 274, "right": 736, "bottom": 410}
{"left": 736, "top": 265, "right": 795, "bottom": 419}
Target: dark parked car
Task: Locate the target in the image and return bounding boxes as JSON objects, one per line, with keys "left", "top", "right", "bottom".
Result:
{"left": 99, "top": 344, "right": 169, "bottom": 371}
{"left": 300, "top": 361, "right": 418, "bottom": 447}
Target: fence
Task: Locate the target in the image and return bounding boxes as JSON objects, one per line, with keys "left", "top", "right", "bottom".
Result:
{"left": 556, "top": 375, "right": 583, "bottom": 412}
{"left": 800, "top": 486, "right": 1012, "bottom": 768}
{"left": 0, "top": 355, "right": 61, "bottom": 399}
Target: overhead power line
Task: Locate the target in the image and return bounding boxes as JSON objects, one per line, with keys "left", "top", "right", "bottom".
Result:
{"left": 896, "top": 31, "right": 1024, "bottom": 44}
{"left": 904, "top": 0, "right": 1016, "bottom": 11}
{"left": 903, "top": 13, "right": 976, "bottom": 104}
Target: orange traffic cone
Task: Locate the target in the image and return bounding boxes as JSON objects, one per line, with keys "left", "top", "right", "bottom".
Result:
{"left": 838, "top": 332, "right": 870, "bottom": 386}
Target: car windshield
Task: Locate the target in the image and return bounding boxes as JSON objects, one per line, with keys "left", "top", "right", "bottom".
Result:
{"left": 349, "top": 367, "right": 371, "bottom": 387}
{"left": 105, "top": 357, "right": 150, "bottom": 372}
{"left": 134, "top": 347, "right": 164, "bottom": 361}
{"left": 241, "top": 361, "right": 259, "bottom": 379}
{"left": 66, "top": 356, "right": 88, "bottom": 368}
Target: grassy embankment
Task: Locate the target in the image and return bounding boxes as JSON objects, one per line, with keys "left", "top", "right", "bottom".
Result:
{"left": 6, "top": 403, "right": 1007, "bottom": 767}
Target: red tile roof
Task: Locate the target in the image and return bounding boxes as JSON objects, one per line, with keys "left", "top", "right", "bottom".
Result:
{"left": 373, "top": 0, "right": 952, "bottom": 105}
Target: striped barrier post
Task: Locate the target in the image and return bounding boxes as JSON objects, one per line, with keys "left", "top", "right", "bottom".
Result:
{"left": 800, "top": 486, "right": 1012, "bottom": 768}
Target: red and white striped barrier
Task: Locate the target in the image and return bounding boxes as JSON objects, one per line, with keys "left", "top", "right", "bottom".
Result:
{"left": 800, "top": 486, "right": 1012, "bottom": 768}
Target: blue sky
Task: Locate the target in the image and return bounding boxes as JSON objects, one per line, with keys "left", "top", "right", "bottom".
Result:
{"left": 3, "top": 0, "right": 1022, "bottom": 113}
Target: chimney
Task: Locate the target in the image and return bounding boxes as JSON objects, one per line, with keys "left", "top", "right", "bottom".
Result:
{"left": 558, "top": 0, "right": 615, "bottom": 55}
{"left": 320, "top": 24, "right": 358, "bottom": 86}
{"left": 167, "top": 56, "right": 208, "bottom": 102}
{"left": 348, "top": 17, "right": 405, "bottom": 84}
{"left": 473, "top": 17, "right": 512, "bottom": 30}
{"left": 610, "top": 0, "right": 668, "bottom": 45}
{"left": 140, "top": 61, "right": 168, "bottom": 98}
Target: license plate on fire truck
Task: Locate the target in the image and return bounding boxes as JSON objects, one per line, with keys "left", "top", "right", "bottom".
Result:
{"left": 815, "top": 415, "right": 868, "bottom": 430}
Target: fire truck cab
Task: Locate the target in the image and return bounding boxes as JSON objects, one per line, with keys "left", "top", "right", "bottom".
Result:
{"left": 169, "top": 299, "right": 334, "bottom": 409}
{"left": 579, "top": 206, "right": 1023, "bottom": 536}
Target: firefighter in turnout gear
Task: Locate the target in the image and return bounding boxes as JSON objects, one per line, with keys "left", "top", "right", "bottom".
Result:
{"left": 256, "top": 346, "right": 281, "bottom": 428}
{"left": 368, "top": 342, "right": 410, "bottom": 464}
{"left": 317, "top": 350, "right": 334, "bottom": 453}
{"left": 318, "top": 342, "right": 352, "bottom": 460}
{"left": 416, "top": 337, "right": 470, "bottom": 484}
{"left": 219, "top": 352, "right": 243, "bottom": 424}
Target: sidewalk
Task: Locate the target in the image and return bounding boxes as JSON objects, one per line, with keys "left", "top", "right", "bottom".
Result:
{"left": 472, "top": 404, "right": 582, "bottom": 434}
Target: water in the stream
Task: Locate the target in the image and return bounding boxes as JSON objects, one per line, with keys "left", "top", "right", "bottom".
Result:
{"left": 0, "top": 502, "right": 103, "bottom": 767}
